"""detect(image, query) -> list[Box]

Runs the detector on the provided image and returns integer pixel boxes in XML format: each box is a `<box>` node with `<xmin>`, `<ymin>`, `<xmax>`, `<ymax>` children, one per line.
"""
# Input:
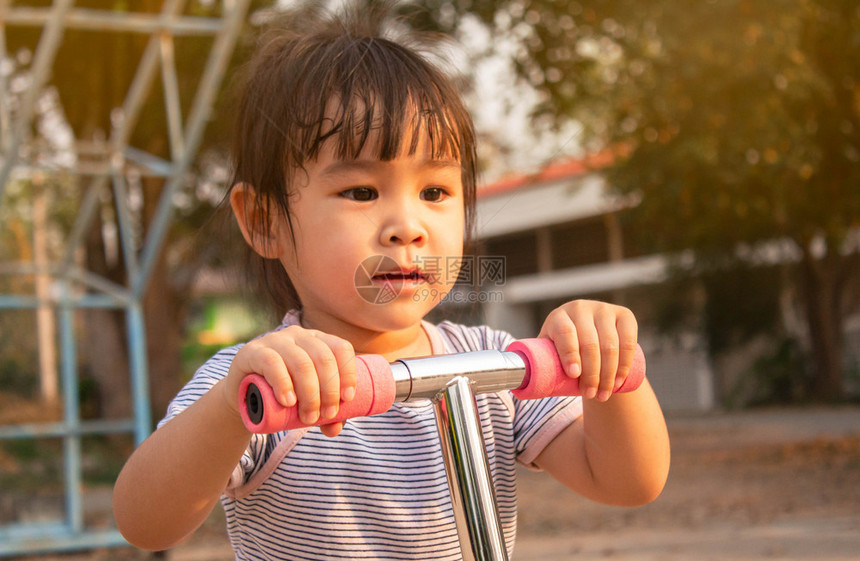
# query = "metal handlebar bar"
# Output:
<box><xmin>239</xmin><ymin>338</ymin><xmax>646</xmax><ymax>433</ymax></box>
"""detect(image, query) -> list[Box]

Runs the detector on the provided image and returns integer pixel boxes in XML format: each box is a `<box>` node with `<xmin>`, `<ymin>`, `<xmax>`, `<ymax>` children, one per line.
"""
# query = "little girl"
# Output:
<box><xmin>113</xmin><ymin>6</ymin><xmax>670</xmax><ymax>560</ymax></box>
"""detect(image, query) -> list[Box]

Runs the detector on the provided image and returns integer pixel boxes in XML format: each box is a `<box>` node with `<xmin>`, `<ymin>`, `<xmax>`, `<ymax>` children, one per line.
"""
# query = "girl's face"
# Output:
<box><xmin>267</xmin><ymin>131</ymin><xmax>466</xmax><ymax>343</ymax></box>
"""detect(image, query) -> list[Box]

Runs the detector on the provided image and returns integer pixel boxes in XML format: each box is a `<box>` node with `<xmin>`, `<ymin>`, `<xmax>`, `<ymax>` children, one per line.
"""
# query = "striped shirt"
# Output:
<box><xmin>159</xmin><ymin>312</ymin><xmax>582</xmax><ymax>560</ymax></box>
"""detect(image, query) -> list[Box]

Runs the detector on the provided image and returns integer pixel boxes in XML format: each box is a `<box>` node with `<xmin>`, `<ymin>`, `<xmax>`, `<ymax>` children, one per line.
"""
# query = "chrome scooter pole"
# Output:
<box><xmin>434</xmin><ymin>376</ymin><xmax>509</xmax><ymax>561</ymax></box>
<box><xmin>392</xmin><ymin>351</ymin><xmax>526</xmax><ymax>561</ymax></box>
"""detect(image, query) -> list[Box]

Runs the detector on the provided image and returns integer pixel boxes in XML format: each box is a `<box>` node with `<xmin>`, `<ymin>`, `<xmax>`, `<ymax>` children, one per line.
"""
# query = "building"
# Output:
<box><xmin>470</xmin><ymin>157</ymin><xmax>715</xmax><ymax>411</ymax></box>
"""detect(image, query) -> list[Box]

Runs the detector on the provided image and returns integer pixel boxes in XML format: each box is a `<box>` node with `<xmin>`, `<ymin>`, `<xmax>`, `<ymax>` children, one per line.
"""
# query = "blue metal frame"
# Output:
<box><xmin>0</xmin><ymin>276</ymin><xmax>139</xmax><ymax>555</ymax></box>
<box><xmin>0</xmin><ymin>0</ymin><xmax>250</xmax><ymax>555</ymax></box>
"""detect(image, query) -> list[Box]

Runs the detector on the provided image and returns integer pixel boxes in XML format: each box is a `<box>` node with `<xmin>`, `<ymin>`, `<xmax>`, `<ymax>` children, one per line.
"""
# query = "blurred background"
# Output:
<box><xmin>1</xmin><ymin>0</ymin><xmax>858</xmax><ymax>559</ymax></box>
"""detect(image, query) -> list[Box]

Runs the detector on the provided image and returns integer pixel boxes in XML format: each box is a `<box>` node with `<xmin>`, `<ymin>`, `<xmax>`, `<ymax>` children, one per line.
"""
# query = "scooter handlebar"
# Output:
<box><xmin>507</xmin><ymin>338</ymin><xmax>645</xmax><ymax>399</ymax></box>
<box><xmin>239</xmin><ymin>338</ymin><xmax>646</xmax><ymax>434</ymax></box>
<box><xmin>239</xmin><ymin>353</ymin><xmax>396</xmax><ymax>434</ymax></box>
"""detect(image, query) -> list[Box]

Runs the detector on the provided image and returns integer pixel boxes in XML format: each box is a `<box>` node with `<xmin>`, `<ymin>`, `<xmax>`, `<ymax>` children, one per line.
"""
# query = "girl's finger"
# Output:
<box><xmin>312</xmin><ymin>332</ymin><xmax>357</xmax><ymax>404</ymax></box>
<box><xmin>320</xmin><ymin>421</ymin><xmax>345</xmax><ymax>438</ymax></box>
<box><xmin>270</xmin><ymin>341</ymin><xmax>322</xmax><ymax>426</ymax></box>
<box><xmin>235</xmin><ymin>340</ymin><xmax>295</xmax><ymax>408</ymax></box>
<box><xmin>540</xmin><ymin>310</ymin><xmax>581</xmax><ymax>379</ymax></box>
<box><xmin>614</xmin><ymin>308</ymin><xmax>639</xmax><ymax>392</ymax></box>
<box><xmin>572</xmin><ymin>316</ymin><xmax>601</xmax><ymax>400</ymax></box>
<box><xmin>290</xmin><ymin>331</ymin><xmax>343</xmax><ymax>422</ymax></box>
<box><xmin>594</xmin><ymin>307</ymin><xmax>621</xmax><ymax>401</ymax></box>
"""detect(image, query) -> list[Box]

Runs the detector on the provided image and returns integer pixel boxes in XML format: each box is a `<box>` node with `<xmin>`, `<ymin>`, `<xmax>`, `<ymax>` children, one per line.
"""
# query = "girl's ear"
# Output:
<box><xmin>230</xmin><ymin>183</ymin><xmax>284</xmax><ymax>259</ymax></box>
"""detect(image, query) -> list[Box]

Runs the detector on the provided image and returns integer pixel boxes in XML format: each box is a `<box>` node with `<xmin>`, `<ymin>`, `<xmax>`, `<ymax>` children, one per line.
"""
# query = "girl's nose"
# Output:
<box><xmin>379</xmin><ymin>213</ymin><xmax>426</xmax><ymax>247</ymax></box>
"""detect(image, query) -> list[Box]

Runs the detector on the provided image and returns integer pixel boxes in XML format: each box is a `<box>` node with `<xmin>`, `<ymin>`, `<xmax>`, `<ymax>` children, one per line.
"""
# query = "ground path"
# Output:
<box><xmin>12</xmin><ymin>406</ymin><xmax>860</xmax><ymax>561</ymax></box>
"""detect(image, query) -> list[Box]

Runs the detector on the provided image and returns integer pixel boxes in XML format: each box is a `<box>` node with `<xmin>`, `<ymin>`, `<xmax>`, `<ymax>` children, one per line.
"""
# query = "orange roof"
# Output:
<box><xmin>477</xmin><ymin>150</ymin><xmax>618</xmax><ymax>198</ymax></box>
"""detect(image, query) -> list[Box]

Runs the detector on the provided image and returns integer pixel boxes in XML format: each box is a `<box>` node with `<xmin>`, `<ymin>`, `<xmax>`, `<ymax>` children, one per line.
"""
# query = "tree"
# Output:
<box><xmin>448</xmin><ymin>0</ymin><xmax>860</xmax><ymax>400</ymax></box>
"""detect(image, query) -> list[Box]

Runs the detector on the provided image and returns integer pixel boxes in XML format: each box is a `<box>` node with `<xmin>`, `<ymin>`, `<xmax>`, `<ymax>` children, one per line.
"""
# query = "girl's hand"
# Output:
<box><xmin>538</xmin><ymin>300</ymin><xmax>638</xmax><ymax>402</ymax></box>
<box><xmin>224</xmin><ymin>325</ymin><xmax>358</xmax><ymax>437</ymax></box>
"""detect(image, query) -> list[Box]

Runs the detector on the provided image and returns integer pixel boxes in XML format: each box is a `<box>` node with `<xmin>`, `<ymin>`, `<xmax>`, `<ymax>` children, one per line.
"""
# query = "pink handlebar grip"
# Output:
<box><xmin>508</xmin><ymin>338</ymin><xmax>646</xmax><ymax>400</ymax></box>
<box><xmin>239</xmin><ymin>354</ymin><xmax>396</xmax><ymax>434</ymax></box>
<box><xmin>239</xmin><ymin>339</ymin><xmax>647</xmax><ymax>433</ymax></box>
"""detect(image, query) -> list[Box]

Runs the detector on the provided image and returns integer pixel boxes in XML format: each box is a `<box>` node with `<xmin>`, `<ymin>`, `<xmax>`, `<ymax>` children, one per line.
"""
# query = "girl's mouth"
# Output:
<box><xmin>373</xmin><ymin>269</ymin><xmax>426</xmax><ymax>283</ymax></box>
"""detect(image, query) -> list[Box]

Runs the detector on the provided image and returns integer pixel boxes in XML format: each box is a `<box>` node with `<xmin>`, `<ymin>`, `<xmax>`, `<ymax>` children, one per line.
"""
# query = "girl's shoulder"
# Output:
<box><xmin>195</xmin><ymin>343</ymin><xmax>243</xmax><ymax>378</ymax></box>
<box><xmin>431</xmin><ymin>319</ymin><xmax>516</xmax><ymax>353</ymax></box>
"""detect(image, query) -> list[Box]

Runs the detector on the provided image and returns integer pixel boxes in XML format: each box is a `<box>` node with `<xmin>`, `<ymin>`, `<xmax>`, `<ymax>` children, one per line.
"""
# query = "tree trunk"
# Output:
<box><xmin>799</xmin><ymin>249</ymin><xmax>845</xmax><ymax>401</ymax></box>
<box><xmin>140</xmin><ymin>172</ymin><xmax>196</xmax><ymax>419</ymax></box>
<box><xmin>143</xmin><ymin>239</ymin><xmax>188</xmax><ymax>419</ymax></box>
<box><xmin>33</xmin><ymin>180</ymin><xmax>59</xmax><ymax>405</ymax></box>
<box><xmin>83</xmin><ymin>200</ymin><xmax>132</xmax><ymax>420</ymax></box>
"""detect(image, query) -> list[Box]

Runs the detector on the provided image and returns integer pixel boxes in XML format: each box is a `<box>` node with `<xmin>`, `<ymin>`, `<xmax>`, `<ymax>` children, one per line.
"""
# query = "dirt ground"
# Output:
<box><xmin>7</xmin><ymin>406</ymin><xmax>860</xmax><ymax>561</ymax></box>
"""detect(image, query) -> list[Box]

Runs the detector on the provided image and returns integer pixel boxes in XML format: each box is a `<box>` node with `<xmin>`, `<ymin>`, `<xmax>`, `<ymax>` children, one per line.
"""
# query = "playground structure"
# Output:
<box><xmin>0</xmin><ymin>0</ymin><xmax>250</xmax><ymax>555</ymax></box>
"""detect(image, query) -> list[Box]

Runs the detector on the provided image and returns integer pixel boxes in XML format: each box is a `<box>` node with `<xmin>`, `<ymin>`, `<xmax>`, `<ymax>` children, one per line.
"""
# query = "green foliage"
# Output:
<box><xmin>449</xmin><ymin>0</ymin><xmax>860</xmax><ymax>399</ymax></box>
<box><xmin>730</xmin><ymin>336</ymin><xmax>813</xmax><ymax>407</ymax></box>
<box><xmin>0</xmin><ymin>439</ymin><xmax>64</xmax><ymax>494</ymax></box>
<box><xmin>702</xmin><ymin>264</ymin><xmax>785</xmax><ymax>356</ymax></box>
<box><xmin>0</xmin><ymin>309</ymin><xmax>38</xmax><ymax>399</ymax></box>
<box><xmin>457</xmin><ymin>0</ymin><xmax>860</xmax><ymax>257</ymax></box>
<box><xmin>0</xmin><ymin>358</ymin><xmax>38</xmax><ymax>399</ymax></box>
<box><xmin>0</xmin><ymin>435</ymin><xmax>131</xmax><ymax>493</ymax></box>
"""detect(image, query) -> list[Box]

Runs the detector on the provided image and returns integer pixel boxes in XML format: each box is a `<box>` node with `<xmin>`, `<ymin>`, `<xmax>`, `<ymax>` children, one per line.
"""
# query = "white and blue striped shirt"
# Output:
<box><xmin>159</xmin><ymin>313</ymin><xmax>582</xmax><ymax>560</ymax></box>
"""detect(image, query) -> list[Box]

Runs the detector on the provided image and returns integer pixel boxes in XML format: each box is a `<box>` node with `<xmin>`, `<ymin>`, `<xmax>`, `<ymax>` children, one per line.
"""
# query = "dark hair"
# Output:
<box><xmin>228</xmin><ymin>4</ymin><xmax>477</xmax><ymax>318</ymax></box>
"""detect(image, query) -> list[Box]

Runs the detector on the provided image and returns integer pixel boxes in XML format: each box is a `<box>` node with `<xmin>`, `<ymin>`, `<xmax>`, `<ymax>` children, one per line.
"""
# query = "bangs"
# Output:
<box><xmin>290</xmin><ymin>37</ymin><xmax>472</xmax><ymax>166</ymax></box>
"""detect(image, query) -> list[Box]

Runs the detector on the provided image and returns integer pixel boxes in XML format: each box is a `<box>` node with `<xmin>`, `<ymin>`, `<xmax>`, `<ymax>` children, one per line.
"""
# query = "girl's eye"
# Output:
<box><xmin>340</xmin><ymin>187</ymin><xmax>378</xmax><ymax>202</ymax></box>
<box><xmin>421</xmin><ymin>187</ymin><xmax>449</xmax><ymax>202</ymax></box>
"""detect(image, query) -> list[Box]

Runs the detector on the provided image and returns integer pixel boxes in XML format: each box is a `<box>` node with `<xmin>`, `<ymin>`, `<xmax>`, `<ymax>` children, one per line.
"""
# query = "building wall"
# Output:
<box><xmin>475</xmin><ymin>172</ymin><xmax>715</xmax><ymax>411</ymax></box>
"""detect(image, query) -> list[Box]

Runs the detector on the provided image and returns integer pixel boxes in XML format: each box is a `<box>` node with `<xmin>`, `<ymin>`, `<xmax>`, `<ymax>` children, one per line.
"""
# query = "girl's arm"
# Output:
<box><xmin>113</xmin><ymin>325</ymin><xmax>357</xmax><ymax>550</ymax></box>
<box><xmin>535</xmin><ymin>380</ymin><xmax>670</xmax><ymax>506</ymax></box>
<box><xmin>113</xmin><ymin>379</ymin><xmax>252</xmax><ymax>550</ymax></box>
<box><xmin>529</xmin><ymin>300</ymin><xmax>670</xmax><ymax>506</ymax></box>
